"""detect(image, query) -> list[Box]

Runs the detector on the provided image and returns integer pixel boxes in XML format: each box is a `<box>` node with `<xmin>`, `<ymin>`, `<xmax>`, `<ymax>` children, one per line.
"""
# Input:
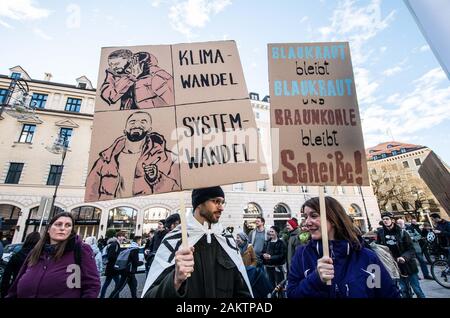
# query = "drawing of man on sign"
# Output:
<box><xmin>100</xmin><ymin>49</ymin><xmax>174</xmax><ymax>110</ymax></box>
<box><xmin>85</xmin><ymin>111</ymin><xmax>180</xmax><ymax>201</ymax></box>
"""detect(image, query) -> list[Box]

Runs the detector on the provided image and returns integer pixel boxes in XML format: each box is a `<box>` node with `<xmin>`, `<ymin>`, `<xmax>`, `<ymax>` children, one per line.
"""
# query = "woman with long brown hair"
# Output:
<box><xmin>286</xmin><ymin>196</ymin><xmax>399</xmax><ymax>298</ymax></box>
<box><xmin>6</xmin><ymin>212</ymin><xmax>100</xmax><ymax>298</ymax></box>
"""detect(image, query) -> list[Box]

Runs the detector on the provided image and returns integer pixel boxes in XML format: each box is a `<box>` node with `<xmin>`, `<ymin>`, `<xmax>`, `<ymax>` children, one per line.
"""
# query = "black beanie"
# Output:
<box><xmin>192</xmin><ymin>186</ymin><xmax>225</xmax><ymax>211</ymax></box>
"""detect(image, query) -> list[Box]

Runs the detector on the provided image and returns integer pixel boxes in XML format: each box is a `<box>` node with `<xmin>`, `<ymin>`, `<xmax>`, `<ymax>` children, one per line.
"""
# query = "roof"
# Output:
<box><xmin>366</xmin><ymin>141</ymin><xmax>426</xmax><ymax>160</ymax></box>
<box><xmin>0</xmin><ymin>74</ymin><xmax>96</xmax><ymax>92</ymax></box>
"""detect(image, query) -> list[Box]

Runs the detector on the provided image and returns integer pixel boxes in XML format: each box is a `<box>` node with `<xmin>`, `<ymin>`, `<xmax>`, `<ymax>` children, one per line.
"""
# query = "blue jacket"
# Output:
<box><xmin>287</xmin><ymin>239</ymin><xmax>400</xmax><ymax>298</ymax></box>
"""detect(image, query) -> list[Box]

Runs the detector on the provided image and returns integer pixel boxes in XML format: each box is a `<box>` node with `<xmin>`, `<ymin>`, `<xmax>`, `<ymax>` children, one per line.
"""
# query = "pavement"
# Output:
<box><xmin>99</xmin><ymin>271</ymin><xmax>450</xmax><ymax>298</ymax></box>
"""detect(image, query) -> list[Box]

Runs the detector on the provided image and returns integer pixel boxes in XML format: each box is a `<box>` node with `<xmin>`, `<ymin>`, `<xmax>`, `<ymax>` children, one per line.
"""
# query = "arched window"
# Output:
<box><xmin>108</xmin><ymin>206</ymin><xmax>137</xmax><ymax>238</ymax></box>
<box><xmin>143</xmin><ymin>207</ymin><xmax>171</xmax><ymax>235</ymax></box>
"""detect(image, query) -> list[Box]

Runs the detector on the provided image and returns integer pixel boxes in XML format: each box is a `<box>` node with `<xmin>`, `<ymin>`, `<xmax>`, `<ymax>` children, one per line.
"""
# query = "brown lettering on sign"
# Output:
<box><xmin>269</xmin><ymin>41</ymin><xmax>369</xmax><ymax>186</ymax></box>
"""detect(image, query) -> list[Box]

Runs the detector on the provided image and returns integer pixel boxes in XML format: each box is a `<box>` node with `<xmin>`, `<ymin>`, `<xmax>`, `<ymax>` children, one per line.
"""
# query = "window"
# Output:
<box><xmin>232</xmin><ymin>183</ymin><xmax>244</xmax><ymax>191</ymax></box>
<box><xmin>5</xmin><ymin>163</ymin><xmax>24</xmax><ymax>184</ymax></box>
<box><xmin>400</xmin><ymin>148</ymin><xmax>406</xmax><ymax>153</ymax></box>
<box><xmin>257</xmin><ymin>180</ymin><xmax>266</xmax><ymax>192</ymax></box>
<box><xmin>392</xmin><ymin>150</ymin><xmax>398</xmax><ymax>156</ymax></box>
<box><xmin>0</xmin><ymin>89</ymin><xmax>8</xmax><ymax>104</ymax></box>
<box><xmin>65</xmin><ymin>97</ymin><xmax>82</xmax><ymax>112</ymax></box>
<box><xmin>387</xmin><ymin>144</ymin><xmax>393</xmax><ymax>149</ymax></box>
<box><xmin>402</xmin><ymin>161</ymin><xmax>409</xmax><ymax>168</ymax></box>
<box><xmin>301</xmin><ymin>186</ymin><xmax>309</xmax><ymax>193</ymax></box>
<box><xmin>372</xmin><ymin>155</ymin><xmax>378</xmax><ymax>160</ymax></box>
<box><xmin>30</xmin><ymin>93</ymin><xmax>48</xmax><ymax>108</ymax></box>
<box><xmin>59</xmin><ymin>128</ymin><xmax>73</xmax><ymax>147</ymax></box>
<box><xmin>47</xmin><ymin>165</ymin><xmax>63</xmax><ymax>186</ymax></box>
<box><xmin>11</xmin><ymin>72</ymin><xmax>21</xmax><ymax>80</ymax></box>
<box><xmin>381</xmin><ymin>153</ymin><xmax>387</xmax><ymax>158</ymax></box>
<box><xmin>78</xmin><ymin>83</ymin><xmax>87</xmax><ymax>89</ymax></box>
<box><xmin>255</xmin><ymin>111</ymin><xmax>260</xmax><ymax>119</ymax></box>
<box><xmin>414</xmin><ymin>158</ymin><xmax>421</xmax><ymax>166</ymax></box>
<box><xmin>18</xmin><ymin>124</ymin><xmax>36</xmax><ymax>143</ymax></box>
<box><xmin>371</xmin><ymin>168</ymin><xmax>377</xmax><ymax>175</ymax></box>
<box><xmin>391</xmin><ymin>203</ymin><xmax>398</xmax><ymax>211</ymax></box>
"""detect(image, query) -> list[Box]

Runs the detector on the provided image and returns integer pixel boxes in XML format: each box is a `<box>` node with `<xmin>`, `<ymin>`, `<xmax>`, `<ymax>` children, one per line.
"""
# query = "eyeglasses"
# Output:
<box><xmin>208</xmin><ymin>198</ymin><xmax>226</xmax><ymax>207</ymax></box>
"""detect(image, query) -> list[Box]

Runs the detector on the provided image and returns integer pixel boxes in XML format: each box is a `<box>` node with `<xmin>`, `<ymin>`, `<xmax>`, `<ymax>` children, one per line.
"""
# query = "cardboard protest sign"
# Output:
<box><xmin>268</xmin><ymin>42</ymin><xmax>369</xmax><ymax>186</ymax></box>
<box><xmin>85</xmin><ymin>41</ymin><xmax>267</xmax><ymax>202</ymax></box>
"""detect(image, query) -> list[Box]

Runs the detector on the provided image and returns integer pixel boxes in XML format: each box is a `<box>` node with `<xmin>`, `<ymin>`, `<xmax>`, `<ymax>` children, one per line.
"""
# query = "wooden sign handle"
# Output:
<box><xmin>178</xmin><ymin>191</ymin><xmax>191</xmax><ymax>278</ymax></box>
<box><xmin>178</xmin><ymin>191</ymin><xmax>189</xmax><ymax>248</ymax></box>
<box><xmin>319</xmin><ymin>186</ymin><xmax>331</xmax><ymax>286</ymax></box>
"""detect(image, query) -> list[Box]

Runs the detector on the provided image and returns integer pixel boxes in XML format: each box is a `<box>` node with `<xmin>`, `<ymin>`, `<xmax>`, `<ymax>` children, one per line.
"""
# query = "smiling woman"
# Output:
<box><xmin>286</xmin><ymin>196</ymin><xmax>401</xmax><ymax>299</ymax></box>
<box><xmin>5</xmin><ymin>212</ymin><xmax>101</xmax><ymax>298</ymax></box>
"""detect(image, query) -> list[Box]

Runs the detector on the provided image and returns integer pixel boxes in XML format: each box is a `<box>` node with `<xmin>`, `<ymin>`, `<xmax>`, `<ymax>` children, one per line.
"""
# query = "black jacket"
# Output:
<box><xmin>377</xmin><ymin>225</ymin><xmax>418</xmax><ymax>276</ymax></box>
<box><xmin>435</xmin><ymin>220</ymin><xmax>450</xmax><ymax>247</ymax></box>
<box><xmin>0</xmin><ymin>247</ymin><xmax>33</xmax><ymax>298</ymax></box>
<box><xmin>261</xmin><ymin>239</ymin><xmax>286</xmax><ymax>266</ymax></box>
<box><xmin>105</xmin><ymin>240</ymin><xmax>120</xmax><ymax>276</ymax></box>
<box><xmin>143</xmin><ymin>235</ymin><xmax>251</xmax><ymax>298</ymax></box>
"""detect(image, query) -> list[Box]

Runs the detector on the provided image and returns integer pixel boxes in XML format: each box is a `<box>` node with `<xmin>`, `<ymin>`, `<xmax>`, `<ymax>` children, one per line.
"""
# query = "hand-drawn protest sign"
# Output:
<box><xmin>268</xmin><ymin>42</ymin><xmax>369</xmax><ymax>186</ymax></box>
<box><xmin>85</xmin><ymin>41</ymin><xmax>267</xmax><ymax>202</ymax></box>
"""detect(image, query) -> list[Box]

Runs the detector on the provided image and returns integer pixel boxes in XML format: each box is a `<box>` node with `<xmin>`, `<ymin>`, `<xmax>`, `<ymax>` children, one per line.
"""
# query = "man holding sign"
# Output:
<box><xmin>141</xmin><ymin>186</ymin><xmax>252</xmax><ymax>298</ymax></box>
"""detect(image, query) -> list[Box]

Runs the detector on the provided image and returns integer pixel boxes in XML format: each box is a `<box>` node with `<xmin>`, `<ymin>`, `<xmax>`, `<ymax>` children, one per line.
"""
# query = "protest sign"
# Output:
<box><xmin>85</xmin><ymin>41</ymin><xmax>267</xmax><ymax>202</ymax></box>
<box><xmin>268</xmin><ymin>42</ymin><xmax>369</xmax><ymax>186</ymax></box>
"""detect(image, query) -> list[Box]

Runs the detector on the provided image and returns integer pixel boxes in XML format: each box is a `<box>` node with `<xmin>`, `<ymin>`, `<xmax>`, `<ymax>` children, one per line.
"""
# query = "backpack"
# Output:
<box><xmin>102</xmin><ymin>242</ymin><xmax>119</xmax><ymax>266</ymax></box>
<box><xmin>114</xmin><ymin>247</ymin><xmax>136</xmax><ymax>271</ymax></box>
<box><xmin>369</xmin><ymin>242</ymin><xmax>401</xmax><ymax>280</ymax></box>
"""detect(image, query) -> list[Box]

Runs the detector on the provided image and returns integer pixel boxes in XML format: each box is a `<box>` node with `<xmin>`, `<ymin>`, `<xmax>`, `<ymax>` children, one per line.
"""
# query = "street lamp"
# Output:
<box><xmin>0</xmin><ymin>77</ymin><xmax>36</xmax><ymax>120</ymax></box>
<box><xmin>359</xmin><ymin>185</ymin><xmax>373</xmax><ymax>232</ymax></box>
<box><xmin>46</xmin><ymin>135</ymin><xmax>69</xmax><ymax>221</ymax></box>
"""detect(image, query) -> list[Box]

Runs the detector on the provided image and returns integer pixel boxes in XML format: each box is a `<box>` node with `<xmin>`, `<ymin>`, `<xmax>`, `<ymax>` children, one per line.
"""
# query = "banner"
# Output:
<box><xmin>268</xmin><ymin>42</ymin><xmax>369</xmax><ymax>186</ymax></box>
<box><xmin>85</xmin><ymin>41</ymin><xmax>267</xmax><ymax>202</ymax></box>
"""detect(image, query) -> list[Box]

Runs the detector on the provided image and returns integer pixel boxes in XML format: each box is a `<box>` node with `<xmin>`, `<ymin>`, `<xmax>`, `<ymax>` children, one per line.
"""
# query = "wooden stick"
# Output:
<box><xmin>178</xmin><ymin>191</ymin><xmax>191</xmax><ymax>278</ymax></box>
<box><xmin>319</xmin><ymin>186</ymin><xmax>331</xmax><ymax>286</ymax></box>
<box><xmin>178</xmin><ymin>191</ymin><xmax>188</xmax><ymax>248</ymax></box>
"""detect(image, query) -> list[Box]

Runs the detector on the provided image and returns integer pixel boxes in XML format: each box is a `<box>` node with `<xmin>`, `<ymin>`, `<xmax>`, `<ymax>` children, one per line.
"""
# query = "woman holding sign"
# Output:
<box><xmin>286</xmin><ymin>197</ymin><xmax>400</xmax><ymax>298</ymax></box>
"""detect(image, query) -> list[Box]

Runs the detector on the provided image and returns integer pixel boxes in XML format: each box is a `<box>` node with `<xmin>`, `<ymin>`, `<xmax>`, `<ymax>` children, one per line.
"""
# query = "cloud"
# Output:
<box><xmin>168</xmin><ymin>0</ymin><xmax>232</xmax><ymax>38</ymax></box>
<box><xmin>319</xmin><ymin>0</ymin><xmax>396</xmax><ymax>65</ymax></box>
<box><xmin>0</xmin><ymin>19</ymin><xmax>13</xmax><ymax>28</ymax></box>
<box><xmin>362</xmin><ymin>67</ymin><xmax>450</xmax><ymax>145</ymax></box>
<box><xmin>419</xmin><ymin>44</ymin><xmax>430</xmax><ymax>52</ymax></box>
<box><xmin>354</xmin><ymin>67</ymin><xmax>379</xmax><ymax>104</ymax></box>
<box><xmin>0</xmin><ymin>0</ymin><xmax>50</xmax><ymax>21</ymax></box>
<box><xmin>33</xmin><ymin>27</ymin><xmax>52</xmax><ymax>40</ymax></box>
<box><xmin>382</xmin><ymin>66</ymin><xmax>402</xmax><ymax>77</ymax></box>
<box><xmin>299</xmin><ymin>16</ymin><xmax>309</xmax><ymax>23</ymax></box>
<box><xmin>380</xmin><ymin>46</ymin><xmax>387</xmax><ymax>53</ymax></box>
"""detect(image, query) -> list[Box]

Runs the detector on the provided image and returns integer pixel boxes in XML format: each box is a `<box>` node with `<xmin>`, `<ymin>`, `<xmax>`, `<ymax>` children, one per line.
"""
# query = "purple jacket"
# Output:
<box><xmin>6</xmin><ymin>236</ymin><xmax>100</xmax><ymax>298</ymax></box>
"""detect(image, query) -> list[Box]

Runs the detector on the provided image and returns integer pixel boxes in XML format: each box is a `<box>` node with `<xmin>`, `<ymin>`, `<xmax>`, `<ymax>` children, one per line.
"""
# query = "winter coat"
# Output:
<box><xmin>88</xmin><ymin>244</ymin><xmax>103</xmax><ymax>274</ymax></box>
<box><xmin>241</xmin><ymin>244</ymin><xmax>257</xmax><ymax>267</ymax></box>
<box><xmin>261</xmin><ymin>239</ymin><xmax>286</xmax><ymax>266</ymax></box>
<box><xmin>435</xmin><ymin>220</ymin><xmax>450</xmax><ymax>247</ymax></box>
<box><xmin>104</xmin><ymin>238</ymin><xmax>120</xmax><ymax>277</ymax></box>
<box><xmin>0</xmin><ymin>247</ymin><xmax>33</xmax><ymax>297</ymax></box>
<box><xmin>287</xmin><ymin>240</ymin><xmax>400</xmax><ymax>298</ymax></box>
<box><xmin>376</xmin><ymin>225</ymin><xmax>418</xmax><ymax>276</ymax></box>
<box><xmin>287</xmin><ymin>228</ymin><xmax>302</xmax><ymax>272</ymax></box>
<box><xmin>85</xmin><ymin>132</ymin><xmax>180</xmax><ymax>202</ymax></box>
<box><xmin>6</xmin><ymin>235</ymin><xmax>100</xmax><ymax>298</ymax></box>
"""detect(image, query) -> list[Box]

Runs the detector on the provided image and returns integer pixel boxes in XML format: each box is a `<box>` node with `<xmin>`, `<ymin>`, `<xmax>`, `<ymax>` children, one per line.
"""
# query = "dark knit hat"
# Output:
<box><xmin>192</xmin><ymin>186</ymin><xmax>225</xmax><ymax>211</ymax></box>
<box><xmin>165</xmin><ymin>213</ymin><xmax>180</xmax><ymax>229</ymax></box>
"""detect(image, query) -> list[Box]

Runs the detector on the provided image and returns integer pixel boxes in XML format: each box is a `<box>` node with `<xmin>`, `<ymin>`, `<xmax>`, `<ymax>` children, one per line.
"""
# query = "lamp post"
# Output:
<box><xmin>359</xmin><ymin>185</ymin><xmax>372</xmax><ymax>232</ymax></box>
<box><xmin>0</xmin><ymin>77</ymin><xmax>34</xmax><ymax>119</ymax></box>
<box><xmin>46</xmin><ymin>135</ymin><xmax>69</xmax><ymax>221</ymax></box>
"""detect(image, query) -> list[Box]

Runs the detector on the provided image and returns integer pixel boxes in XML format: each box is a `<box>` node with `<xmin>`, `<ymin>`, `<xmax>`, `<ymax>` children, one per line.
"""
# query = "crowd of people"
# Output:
<box><xmin>0</xmin><ymin>186</ymin><xmax>449</xmax><ymax>298</ymax></box>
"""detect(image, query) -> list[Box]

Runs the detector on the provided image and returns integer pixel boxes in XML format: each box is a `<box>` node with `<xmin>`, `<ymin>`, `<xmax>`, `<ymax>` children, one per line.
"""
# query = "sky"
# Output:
<box><xmin>1</xmin><ymin>0</ymin><xmax>449</xmax><ymax>164</ymax></box>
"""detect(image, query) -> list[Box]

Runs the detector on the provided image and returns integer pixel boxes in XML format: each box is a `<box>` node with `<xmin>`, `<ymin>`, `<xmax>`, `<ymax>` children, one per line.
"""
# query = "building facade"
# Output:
<box><xmin>0</xmin><ymin>68</ymin><xmax>381</xmax><ymax>244</ymax></box>
<box><xmin>366</xmin><ymin>141</ymin><xmax>448</xmax><ymax>221</ymax></box>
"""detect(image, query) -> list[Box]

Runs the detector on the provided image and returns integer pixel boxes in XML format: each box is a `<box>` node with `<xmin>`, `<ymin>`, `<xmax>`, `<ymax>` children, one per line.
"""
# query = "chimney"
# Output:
<box><xmin>44</xmin><ymin>72</ymin><xmax>52</xmax><ymax>81</ymax></box>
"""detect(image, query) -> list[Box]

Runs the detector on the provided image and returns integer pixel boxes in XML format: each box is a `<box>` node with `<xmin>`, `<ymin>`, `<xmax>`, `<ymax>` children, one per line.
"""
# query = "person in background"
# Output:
<box><xmin>99</xmin><ymin>231</ymin><xmax>125</xmax><ymax>298</ymax></box>
<box><xmin>287</xmin><ymin>197</ymin><xmax>399</xmax><ymax>298</ymax></box>
<box><xmin>236</xmin><ymin>232</ymin><xmax>257</xmax><ymax>267</ymax></box>
<box><xmin>6</xmin><ymin>212</ymin><xmax>100</xmax><ymax>298</ymax></box>
<box><xmin>85</xmin><ymin>236</ymin><xmax>103</xmax><ymax>275</ymax></box>
<box><xmin>377</xmin><ymin>212</ymin><xmax>426</xmax><ymax>298</ymax></box>
<box><xmin>261</xmin><ymin>226</ymin><xmax>286</xmax><ymax>290</ymax></box>
<box><xmin>286</xmin><ymin>218</ymin><xmax>302</xmax><ymax>274</ymax></box>
<box><xmin>249</xmin><ymin>216</ymin><xmax>269</xmax><ymax>269</ymax></box>
<box><xmin>0</xmin><ymin>232</ymin><xmax>41</xmax><ymax>298</ymax></box>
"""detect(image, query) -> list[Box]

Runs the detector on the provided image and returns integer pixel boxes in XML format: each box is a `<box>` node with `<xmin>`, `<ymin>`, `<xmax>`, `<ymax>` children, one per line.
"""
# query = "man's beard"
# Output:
<box><xmin>199</xmin><ymin>207</ymin><xmax>220</xmax><ymax>224</ymax></box>
<box><xmin>126</xmin><ymin>129</ymin><xmax>147</xmax><ymax>142</ymax></box>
